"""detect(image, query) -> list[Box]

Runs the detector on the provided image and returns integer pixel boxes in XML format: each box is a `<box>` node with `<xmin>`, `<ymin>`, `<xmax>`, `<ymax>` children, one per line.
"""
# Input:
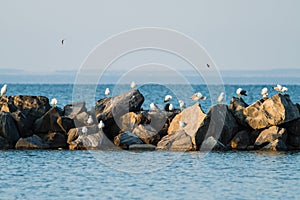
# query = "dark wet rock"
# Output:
<box><xmin>33</xmin><ymin>107</ymin><xmax>64</xmax><ymax>134</ymax></box>
<box><xmin>168</xmin><ymin>103</ymin><xmax>206</xmax><ymax>146</ymax></box>
<box><xmin>10</xmin><ymin>110</ymin><xmax>33</xmax><ymax>138</ymax></box>
<box><xmin>0</xmin><ymin>111</ymin><xmax>20</xmax><ymax>146</ymax></box>
<box><xmin>57</xmin><ymin>116</ymin><xmax>75</xmax><ymax>133</ymax></box>
<box><xmin>244</xmin><ymin>94</ymin><xmax>300</xmax><ymax>130</ymax></box>
<box><xmin>0</xmin><ymin>136</ymin><xmax>9</xmax><ymax>149</ymax></box>
<box><xmin>200</xmin><ymin>136</ymin><xmax>226</xmax><ymax>151</ymax></box>
<box><xmin>259</xmin><ymin>138</ymin><xmax>288</xmax><ymax>151</ymax></box>
<box><xmin>15</xmin><ymin>135</ymin><xmax>49</xmax><ymax>149</ymax></box>
<box><xmin>286</xmin><ymin>134</ymin><xmax>300</xmax><ymax>148</ymax></box>
<box><xmin>230</xmin><ymin>130</ymin><xmax>250</xmax><ymax>150</ymax></box>
<box><xmin>254</xmin><ymin>126</ymin><xmax>287</xmax><ymax>148</ymax></box>
<box><xmin>229</xmin><ymin>97</ymin><xmax>249</xmax><ymax>128</ymax></box>
<box><xmin>114</xmin><ymin>131</ymin><xmax>143</xmax><ymax>149</ymax></box>
<box><xmin>129</xmin><ymin>144</ymin><xmax>156</xmax><ymax>151</ymax></box>
<box><xmin>63</xmin><ymin>102</ymin><xmax>87</xmax><ymax>118</ymax></box>
<box><xmin>156</xmin><ymin>130</ymin><xmax>195</xmax><ymax>151</ymax></box>
<box><xmin>69</xmin><ymin>130</ymin><xmax>116</xmax><ymax>150</ymax></box>
<box><xmin>196</xmin><ymin>104</ymin><xmax>240</xmax><ymax>150</ymax></box>
<box><xmin>282</xmin><ymin>118</ymin><xmax>300</xmax><ymax>136</ymax></box>
<box><xmin>43</xmin><ymin>132</ymin><xmax>68</xmax><ymax>149</ymax></box>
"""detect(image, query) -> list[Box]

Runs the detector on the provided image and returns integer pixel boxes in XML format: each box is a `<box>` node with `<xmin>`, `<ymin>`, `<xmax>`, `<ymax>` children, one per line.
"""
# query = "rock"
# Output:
<box><xmin>132</xmin><ymin>124</ymin><xmax>161</xmax><ymax>145</ymax></box>
<box><xmin>0</xmin><ymin>111</ymin><xmax>20</xmax><ymax>146</ymax></box>
<box><xmin>282</xmin><ymin>118</ymin><xmax>300</xmax><ymax>136</ymax></box>
<box><xmin>67</xmin><ymin>125</ymin><xmax>99</xmax><ymax>144</ymax></box>
<box><xmin>73</xmin><ymin>111</ymin><xmax>89</xmax><ymax>127</ymax></box>
<box><xmin>0</xmin><ymin>136</ymin><xmax>9</xmax><ymax>149</ymax></box>
<box><xmin>229</xmin><ymin>97</ymin><xmax>250</xmax><ymax>128</ymax></box>
<box><xmin>259</xmin><ymin>138</ymin><xmax>287</xmax><ymax>151</ymax></box>
<box><xmin>114</xmin><ymin>131</ymin><xmax>143</xmax><ymax>149</ymax></box>
<box><xmin>254</xmin><ymin>126</ymin><xmax>287</xmax><ymax>148</ymax></box>
<box><xmin>0</xmin><ymin>95</ymin><xmax>51</xmax><ymax>122</ymax></box>
<box><xmin>230</xmin><ymin>130</ymin><xmax>250</xmax><ymax>150</ymax></box>
<box><xmin>244</xmin><ymin>94</ymin><xmax>300</xmax><ymax>129</ymax></box>
<box><xmin>286</xmin><ymin>134</ymin><xmax>300</xmax><ymax>148</ymax></box>
<box><xmin>63</xmin><ymin>102</ymin><xmax>87</xmax><ymax>118</ymax></box>
<box><xmin>10</xmin><ymin>110</ymin><xmax>33</xmax><ymax>138</ymax></box>
<box><xmin>116</xmin><ymin>112</ymin><xmax>146</xmax><ymax>133</ymax></box>
<box><xmin>156</xmin><ymin>130</ymin><xmax>195</xmax><ymax>151</ymax></box>
<box><xmin>168</xmin><ymin>103</ymin><xmax>206</xmax><ymax>146</ymax></box>
<box><xmin>57</xmin><ymin>116</ymin><xmax>75</xmax><ymax>133</ymax></box>
<box><xmin>129</xmin><ymin>144</ymin><xmax>156</xmax><ymax>151</ymax></box>
<box><xmin>195</xmin><ymin>104</ymin><xmax>240</xmax><ymax>150</ymax></box>
<box><xmin>70</xmin><ymin>130</ymin><xmax>116</xmax><ymax>150</ymax></box>
<box><xmin>33</xmin><ymin>107</ymin><xmax>64</xmax><ymax>134</ymax></box>
<box><xmin>95</xmin><ymin>90</ymin><xmax>144</xmax><ymax>140</ymax></box>
<box><xmin>15</xmin><ymin>135</ymin><xmax>49</xmax><ymax>149</ymax></box>
<box><xmin>43</xmin><ymin>132</ymin><xmax>68</xmax><ymax>149</ymax></box>
<box><xmin>200</xmin><ymin>136</ymin><xmax>226</xmax><ymax>151</ymax></box>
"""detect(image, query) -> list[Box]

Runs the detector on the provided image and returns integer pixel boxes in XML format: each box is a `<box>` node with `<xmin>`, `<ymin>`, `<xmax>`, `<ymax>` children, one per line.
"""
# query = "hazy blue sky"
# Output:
<box><xmin>0</xmin><ymin>0</ymin><xmax>299</xmax><ymax>76</ymax></box>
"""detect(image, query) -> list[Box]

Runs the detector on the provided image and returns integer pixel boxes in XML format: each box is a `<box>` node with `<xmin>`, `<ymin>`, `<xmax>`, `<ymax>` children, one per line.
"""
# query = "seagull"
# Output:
<box><xmin>169</xmin><ymin>103</ymin><xmax>174</xmax><ymax>111</ymax></box>
<box><xmin>179</xmin><ymin>121</ymin><xmax>187</xmax><ymax>128</ymax></box>
<box><xmin>61</xmin><ymin>39</ymin><xmax>65</xmax><ymax>45</ymax></box>
<box><xmin>150</xmin><ymin>103</ymin><xmax>160</xmax><ymax>111</ymax></box>
<box><xmin>191</xmin><ymin>92</ymin><xmax>206</xmax><ymax>101</ymax></box>
<box><xmin>206</xmin><ymin>64</ymin><xmax>210</xmax><ymax>68</ymax></box>
<box><xmin>164</xmin><ymin>95</ymin><xmax>172</xmax><ymax>102</ymax></box>
<box><xmin>281</xmin><ymin>86</ymin><xmax>288</xmax><ymax>93</ymax></box>
<box><xmin>82</xmin><ymin>126</ymin><xmax>88</xmax><ymax>136</ymax></box>
<box><xmin>178</xmin><ymin>100</ymin><xmax>185</xmax><ymax>110</ymax></box>
<box><xmin>98</xmin><ymin>120</ymin><xmax>105</xmax><ymax>129</ymax></box>
<box><xmin>274</xmin><ymin>84</ymin><xmax>283</xmax><ymax>92</ymax></box>
<box><xmin>87</xmin><ymin>115</ymin><xmax>94</xmax><ymax>125</ymax></box>
<box><xmin>105</xmin><ymin>88</ymin><xmax>110</xmax><ymax>97</ymax></box>
<box><xmin>1</xmin><ymin>84</ymin><xmax>7</xmax><ymax>96</ymax></box>
<box><xmin>236</xmin><ymin>88</ymin><xmax>247</xmax><ymax>98</ymax></box>
<box><xmin>130</xmin><ymin>81</ymin><xmax>136</xmax><ymax>89</ymax></box>
<box><xmin>217</xmin><ymin>92</ymin><xmax>225</xmax><ymax>103</ymax></box>
<box><xmin>50</xmin><ymin>98</ymin><xmax>57</xmax><ymax>107</ymax></box>
<box><xmin>261</xmin><ymin>87</ymin><xmax>268</xmax><ymax>98</ymax></box>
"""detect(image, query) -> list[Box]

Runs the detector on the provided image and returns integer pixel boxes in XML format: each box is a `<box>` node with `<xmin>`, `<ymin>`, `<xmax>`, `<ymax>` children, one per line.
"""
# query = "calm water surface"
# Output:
<box><xmin>1</xmin><ymin>84</ymin><xmax>300</xmax><ymax>199</ymax></box>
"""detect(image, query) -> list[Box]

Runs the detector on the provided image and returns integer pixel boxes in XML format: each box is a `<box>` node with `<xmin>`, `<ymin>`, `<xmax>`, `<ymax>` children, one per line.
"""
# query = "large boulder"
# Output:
<box><xmin>114</xmin><ymin>131</ymin><xmax>144</xmax><ymax>149</ymax></box>
<box><xmin>132</xmin><ymin>124</ymin><xmax>161</xmax><ymax>145</ymax></box>
<box><xmin>254</xmin><ymin>126</ymin><xmax>287</xmax><ymax>148</ymax></box>
<box><xmin>0</xmin><ymin>111</ymin><xmax>20</xmax><ymax>146</ymax></box>
<box><xmin>42</xmin><ymin>132</ymin><xmax>68</xmax><ymax>149</ymax></box>
<box><xmin>168</xmin><ymin>103</ymin><xmax>206</xmax><ymax>146</ymax></box>
<box><xmin>95</xmin><ymin>90</ymin><xmax>144</xmax><ymax>140</ymax></box>
<box><xmin>229</xmin><ymin>97</ymin><xmax>249</xmax><ymax>128</ymax></box>
<box><xmin>67</xmin><ymin>125</ymin><xmax>99</xmax><ymax>144</ymax></box>
<box><xmin>64</xmin><ymin>102</ymin><xmax>87</xmax><ymax>118</ymax></box>
<box><xmin>196</xmin><ymin>104</ymin><xmax>240</xmax><ymax>150</ymax></box>
<box><xmin>15</xmin><ymin>135</ymin><xmax>49</xmax><ymax>149</ymax></box>
<box><xmin>69</xmin><ymin>130</ymin><xmax>117</xmax><ymax>150</ymax></box>
<box><xmin>230</xmin><ymin>130</ymin><xmax>250</xmax><ymax>150</ymax></box>
<box><xmin>57</xmin><ymin>116</ymin><xmax>75</xmax><ymax>133</ymax></box>
<box><xmin>286</xmin><ymin>134</ymin><xmax>300</xmax><ymax>149</ymax></box>
<box><xmin>156</xmin><ymin>130</ymin><xmax>195</xmax><ymax>151</ymax></box>
<box><xmin>10</xmin><ymin>110</ymin><xmax>33</xmax><ymax>138</ymax></box>
<box><xmin>0</xmin><ymin>136</ymin><xmax>9</xmax><ymax>149</ymax></box>
<box><xmin>33</xmin><ymin>107</ymin><xmax>64</xmax><ymax>134</ymax></box>
<box><xmin>244</xmin><ymin>94</ymin><xmax>300</xmax><ymax>130</ymax></box>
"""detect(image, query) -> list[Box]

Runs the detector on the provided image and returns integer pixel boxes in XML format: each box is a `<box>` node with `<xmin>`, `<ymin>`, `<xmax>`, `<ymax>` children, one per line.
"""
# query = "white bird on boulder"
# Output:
<box><xmin>179</xmin><ymin>121</ymin><xmax>187</xmax><ymax>127</ymax></box>
<box><xmin>98</xmin><ymin>120</ymin><xmax>105</xmax><ymax>129</ymax></box>
<box><xmin>105</xmin><ymin>88</ymin><xmax>110</xmax><ymax>97</ymax></box>
<box><xmin>281</xmin><ymin>86</ymin><xmax>288</xmax><ymax>93</ymax></box>
<box><xmin>169</xmin><ymin>103</ymin><xmax>174</xmax><ymax>111</ymax></box>
<box><xmin>87</xmin><ymin>115</ymin><xmax>94</xmax><ymax>125</ymax></box>
<box><xmin>164</xmin><ymin>95</ymin><xmax>172</xmax><ymax>102</ymax></box>
<box><xmin>50</xmin><ymin>98</ymin><xmax>57</xmax><ymax>107</ymax></box>
<box><xmin>178</xmin><ymin>100</ymin><xmax>185</xmax><ymax>110</ymax></box>
<box><xmin>130</xmin><ymin>81</ymin><xmax>136</xmax><ymax>89</ymax></box>
<box><xmin>217</xmin><ymin>92</ymin><xmax>225</xmax><ymax>103</ymax></box>
<box><xmin>261</xmin><ymin>87</ymin><xmax>268</xmax><ymax>98</ymax></box>
<box><xmin>150</xmin><ymin>103</ymin><xmax>160</xmax><ymax>111</ymax></box>
<box><xmin>236</xmin><ymin>88</ymin><xmax>247</xmax><ymax>98</ymax></box>
<box><xmin>274</xmin><ymin>84</ymin><xmax>283</xmax><ymax>92</ymax></box>
<box><xmin>82</xmin><ymin>126</ymin><xmax>88</xmax><ymax>136</ymax></box>
<box><xmin>1</xmin><ymin>84</ymin><xmax>7</xmax><ymax>96</ymax></box>
<box><xmin>191</xmin><ymin>92</ymin><xmax>206</xmax><ymax>101</ymax></box>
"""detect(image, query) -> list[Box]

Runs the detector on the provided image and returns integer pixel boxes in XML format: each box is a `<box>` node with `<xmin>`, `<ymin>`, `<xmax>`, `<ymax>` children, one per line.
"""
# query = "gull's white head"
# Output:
<box><xmin>50</xmin><ymin>98</ymin><xmax>57</xmax><ymax>107</ymax></box>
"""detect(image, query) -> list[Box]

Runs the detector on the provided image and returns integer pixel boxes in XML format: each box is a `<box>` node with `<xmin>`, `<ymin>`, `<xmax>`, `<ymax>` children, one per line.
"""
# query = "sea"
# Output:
<box><xmin>1</xmin><ymin>84</ymin><xmax>300</xmax><ymax>199</ymax></box>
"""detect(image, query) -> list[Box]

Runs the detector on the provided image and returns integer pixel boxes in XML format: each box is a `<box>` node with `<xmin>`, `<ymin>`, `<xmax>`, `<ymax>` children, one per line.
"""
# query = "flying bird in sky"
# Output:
<box><xmin>61</xmin><ymin>39</ymin><xmax>65</xmax><ymax>45</ymax></box>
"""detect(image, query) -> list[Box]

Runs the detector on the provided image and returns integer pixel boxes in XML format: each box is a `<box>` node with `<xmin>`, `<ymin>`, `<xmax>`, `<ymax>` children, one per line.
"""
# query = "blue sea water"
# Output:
<box><xmin>1</xmin><ymin>84</ymin><xmax>300</xmax><ymax>199</ymax></box>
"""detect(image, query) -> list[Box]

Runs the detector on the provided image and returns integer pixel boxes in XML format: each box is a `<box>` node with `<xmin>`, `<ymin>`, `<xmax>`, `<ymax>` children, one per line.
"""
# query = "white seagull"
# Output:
<box><xmin>179</xmin><ymin>121</ymin><xmax>187</xmax><ymax>128</ymax></box>
<box><xmin>1</xmin><ymin>84</ymin><xmax>7</xmax><ymax>96</ymax></box>
<box><xmin>261</xmin><ymin>87</ymin><xmax>268</xmax><ymax>98</ymax></box>
<box><xmin>81</xmin><ymin>126</ymin><xmax>88</xmax><ymax>136</ymax></box>
<box><xmin>98</xmin><ymin>120</ymin><xmax>105</xmax><ymax>129</ymax></box>
<box><xmin>236</xmin><ymin>88</ymin><xmax>247</xmax><ymax>98</ymax></box>
<box><xmin>87</xmin><ymin>115</ymin><xmax>94</xmax><ymax>125</ymax></box>
<box><xmin>150</xmin><ymin>103</ymin><xmax>160</xmax><ymax>111</ymax></box>
<box><xmin>178</xmin><ymin>100</ymin><xmax>185</xmax><ymax>110</ymax></box>
<box><xmin>164</xmin><ymin>95</ymin><xmax>172</xmax><ymax>102</ymax></box>
<box><xmin>274</xmin><ymin>84</ymin><xmax>283</xmax><ymax>92</ymax></box>
<box><xmin>168</xmin><ymin>103</ymin><xmax>174</xmax><ymax>111</ymax></box>
<box><xmin>217</xmin><ymin>92</ymin><xmax>225</xmax><ymax>103</ymax></box>
<box><xmin>130</xmin><ymin>81</ymin><xmax>136</xmax><ymax>89</ymax></box>
<box><xmin>191</xmin><ymin>92</ymin><xmax>206</xmax><ymax>101</ymax></box>
<box><xmin>50</xmin><ymin>98</ymin><xmax>57</xmax><ymax>107</ymax></box>
<box><xmin>105</xmin><ymin>88</ymin><xmax>110</xmax><ymax>96</ymax></box>
<box><xmin>281</xmin><ymin>86</ymin><xmax>288</xmax><ymax>93</ymax></box>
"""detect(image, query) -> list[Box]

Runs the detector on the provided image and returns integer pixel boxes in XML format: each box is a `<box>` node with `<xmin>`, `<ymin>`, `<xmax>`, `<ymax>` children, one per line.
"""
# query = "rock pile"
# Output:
<box><xmin>0</xmin><ymin>91</ymin><xmax>300</xmax><ymax>152</ymax></box>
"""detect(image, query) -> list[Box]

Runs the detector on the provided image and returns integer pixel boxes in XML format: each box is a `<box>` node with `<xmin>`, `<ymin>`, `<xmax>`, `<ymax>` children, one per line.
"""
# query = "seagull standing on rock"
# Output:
<box><xmin>98</xmin><ymin>120</ymin><xmax>105</xmax><ymax>129</ymax></box>
<box><xmin>130</xmin><ymin>81</ymin><xmax>136</xmax><ymax>89</ymax></box>
<box><xmin>179</xmin><ymin>121</ymin><xmax>187</xmax><ymax>128</ymax></box>
<box><xmin>217</xmin><ymin>92</ymin><xmax>225</xmax><ymax>103</ymax></box>
<box><xmin>1</xmin><ymin>84</ymin><xmax>7</xmax><ymax>96</ymax></box>
<box><xmin>191</xmin><ymin>92</ymin><xmax>206</xmax><ymax>101</ymax></box>
<box><xmin>236</xmin><ymin>88</ymin><xmax>247</xmax><ymax>99</ymax></box>
<box><xmin>261</xmin><ymin>87</ymin><xmax>268</xmax><ymax>98</ymax></box>
<box><xmin>105</xmin><ymin>88</ymin><xmax>110</xmax><ymax>97</ymax></box>
<box><xmin>82</xmin><ymin>126</ymin><xmax>88</xmax><ymax>136</ymax></box>
<box><xmin>150</xmin><ymin>103</ymin><xmax>160</xmax><ymax>111</ymax></box>
<box><xmin>50</xmin><ymin>98</ymin><xmax>57</xmax><ymax>107</ymax></box>
<box><xmin>164</xmin><ymin>95</ymin><xmax>172</xmax><ymax>102</ymax></box>
<box><xmin>274</xmin><ymin>84</ymin><xmax>288</xmax><ymax>93</ymax></box>
<box><xmin>87</xmin><ymin>115</ymin><xmax>94</xmax><ymax>125</ymax></box>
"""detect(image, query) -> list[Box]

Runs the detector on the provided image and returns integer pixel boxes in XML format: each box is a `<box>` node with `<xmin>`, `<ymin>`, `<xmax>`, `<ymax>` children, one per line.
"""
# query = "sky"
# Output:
<box><xmin>0</xmin><ymin>0</ymin><xmax>300</xmax><ymax>83</ymax></box>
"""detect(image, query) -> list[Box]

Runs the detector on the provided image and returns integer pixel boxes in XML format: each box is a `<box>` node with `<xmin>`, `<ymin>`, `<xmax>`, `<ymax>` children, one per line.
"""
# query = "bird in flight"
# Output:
<box><xmin>207</xmin><ymin>64</ymin><xmax>210</xmax><ymax>68</ymax></box>
<box><xmin>61</xmin><ymin>39</ymin><xmax>65</xmax><ymax>45</ymax></box>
